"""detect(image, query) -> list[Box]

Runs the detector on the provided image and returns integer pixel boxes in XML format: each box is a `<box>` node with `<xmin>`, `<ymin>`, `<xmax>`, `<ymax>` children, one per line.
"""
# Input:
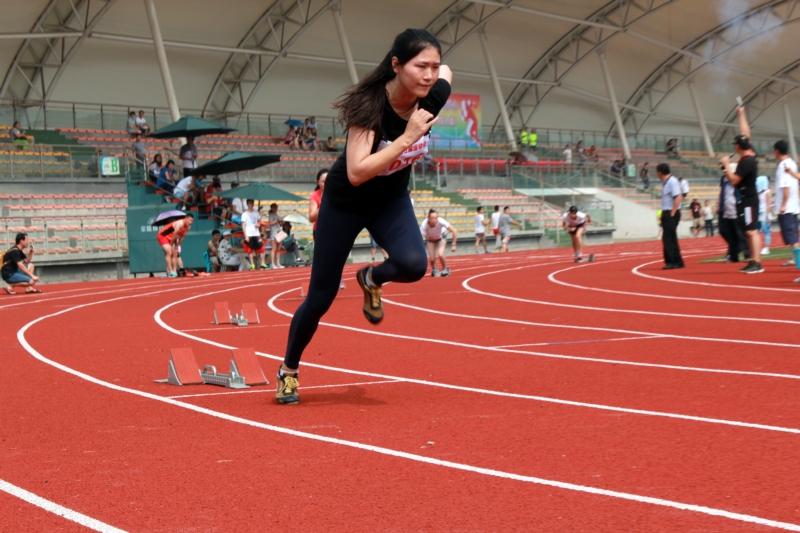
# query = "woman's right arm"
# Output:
<box><xmin>346</xmin><ymin>109</ymin><xmax>439</xmax><ymax>186</ymax></box>
<box><xmin>309</xmin><ymin>199</ymin><xmax>320</xmax><ymax>223</ymax></box>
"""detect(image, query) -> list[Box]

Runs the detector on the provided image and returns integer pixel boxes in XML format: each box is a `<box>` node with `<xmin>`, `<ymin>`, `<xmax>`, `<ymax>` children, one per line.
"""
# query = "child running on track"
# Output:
<box><xmin>421</xmin><ymin>209</ymin><xmax>458</xmax><ymax>277</ymax></box>
<box><xmin>562</xmin><ymin>206</ymin><xmax>595</xmax><ymax>263</ymax></box>
<box><xmin>276</xmin><ymin>29</ymin><xmax>452</xmax><ymax>404</ymax></box>
<box><xmin>157</xmin><ymin>214</ymin><xmax>193</xmax><ymax>277</ymax></box>
<box><xmin>474</xmin><ymin>206</ymin><xmax>489</xmax><ymax>254</ymax></box>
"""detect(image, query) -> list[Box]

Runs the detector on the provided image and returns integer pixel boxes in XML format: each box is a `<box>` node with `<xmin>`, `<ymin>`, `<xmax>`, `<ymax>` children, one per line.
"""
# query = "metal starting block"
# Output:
<box><xmin>231</xmin><ymin>313</ymin><xmax>248</xmax><ymax>326</ymax></box>
<box><xmin>200</xmin><ymin>363</ymin><xmax>249</xmax><ymax>389</ymax></box>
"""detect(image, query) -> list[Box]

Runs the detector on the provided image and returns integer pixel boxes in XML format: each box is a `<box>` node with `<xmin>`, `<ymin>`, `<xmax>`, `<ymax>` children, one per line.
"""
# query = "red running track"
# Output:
<box><xmin>2</xmin><ymin>238</ymin><xmax>800</xmax><ymax>532</ymax></box>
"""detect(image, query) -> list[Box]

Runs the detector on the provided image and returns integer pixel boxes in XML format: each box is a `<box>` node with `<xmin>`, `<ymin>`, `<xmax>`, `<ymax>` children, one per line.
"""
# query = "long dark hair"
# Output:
<box><xmin>334</xmin><ymin>29</ymin><xmax>441</xmax><ymax>137</ymax></box>
<box><xmin>315</xmin><ymin>168</ymin><xmax>330</xmax><ymax>190</ymax></box>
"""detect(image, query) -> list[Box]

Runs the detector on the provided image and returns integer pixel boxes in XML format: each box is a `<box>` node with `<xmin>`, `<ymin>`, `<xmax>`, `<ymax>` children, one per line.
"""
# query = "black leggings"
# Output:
<box><xmin>284</xmin><ymin>194</ymin><xmax>427</xmax><ymax>368</ymax></box>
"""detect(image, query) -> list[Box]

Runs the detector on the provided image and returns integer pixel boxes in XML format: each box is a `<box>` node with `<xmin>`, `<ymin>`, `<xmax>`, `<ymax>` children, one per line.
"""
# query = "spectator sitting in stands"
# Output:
<box><xmin>180</xmin><ymin>136</ymin><xmax>197</xmax><ymax>178</ymax></box>
<box><xmin>205</xmin><ymin>175</ymin><xmax>222</xmax><ymax>195</ymax></box>
<box><xmin>280</xmin><ymin>221</ymin><xmax>303</xmax><ymax>264</ymax></box>
<box><xmin>10</xmin><ymin>121</ymin><xmax>31</xmax><ymax>150</ymax></box>
<box><xmin>136</xmin><ymin>111</ymin><xmax>150</xmax><ymax>137</ymax></box>
<box><xmin>227</xmin><ymin>181</ymin><xmax>244</xmax><ymax>225</ymax></box>
<box><xmin>307</xmin><ymin>116</ymin><xmax>318</xmax><ymax>136</ymax></box>
<box><xmin>148</xmin><ymin>154</ymin><xmax>163</xmax><ymax>183</ymax></box>
<box><xmin>284</xmin><ymin>126</ymin><xmax>298</xmax><ymax>150</ymax></box>
<box><xmin>588</xmin><ymin>145</ymin><xmax>597</xmax><ymax>160</ymax></box>
<box><xmin>132</xmin><ymin>133</ymin><xmax>146</xmax><ymax>171</ymax></box>
<box><xmin>324</xmin><ymin>137</ymin><xmax>338</xmax><ymax>152</ymax></box>
<box><xmin>610</xmin><ymin>159</ymin><xmax>622</xmax><ymax>177</ymax></box>
<box><xmin>303</xmin><ymin>127</ymin><xmax>317</xmax><ymax>151</ymax></box>
<box><xmin>172</xmin><ymin>174</ymin><xmax>202</xmax><ymax>210</ymax></box>
<box><xmin>218</xmin><ymin>230</ymin><xmax>246</xmax><ymax>271</ymax></box>
<box><xmin>2</xmin><ymin>232</ymin><xmax>41</xmax><ymax>295</ymax></box>
<box><xmin>157</xmin><ymin>159</ymin><xmax>178</xmax><ymax>193</ymax></box>
<box><xmin>207</xmin><ymin>183</ymin><xmax>225</xmax><ymax>222</ymax></box>
<box><xmin>207</xmin><ymin>230</ymin><xmax>221</xmax><ymax>273</ymax></box>
<box><xmin>126</xmin><ymin>111</ymin><xmax>139</xmax><ymax>137</ymax></box>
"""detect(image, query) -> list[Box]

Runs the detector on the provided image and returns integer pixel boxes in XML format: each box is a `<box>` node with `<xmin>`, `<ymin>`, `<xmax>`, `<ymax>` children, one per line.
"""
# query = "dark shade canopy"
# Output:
<box><xmin>189</xmin><ymin>151</ymin><xmax>281</xmax><ymax>177</ymax></box>
<box><xmin>148</xmin><ymin>115</ymin><xmax>236</xmax><ymax>139</ymax></box>
<box><xmin>217</xmin><ymin>181</ymin><xmax>303</xmax><ymax>202</ymax></box>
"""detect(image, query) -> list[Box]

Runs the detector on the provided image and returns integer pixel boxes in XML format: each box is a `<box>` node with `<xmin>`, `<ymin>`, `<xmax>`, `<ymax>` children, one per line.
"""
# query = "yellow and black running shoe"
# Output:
<box><xmin>276</xmin><ymin>368</ymin><xmax>300</xmax><ymax>405</ymax></box>
<box><xmin>356</xmin><ymin>266</ymin><xmax>383</xmax><ymax>325</ymax></box>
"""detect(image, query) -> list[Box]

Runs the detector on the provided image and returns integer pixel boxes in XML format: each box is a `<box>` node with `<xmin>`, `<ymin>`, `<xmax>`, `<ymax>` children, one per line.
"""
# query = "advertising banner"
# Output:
<box><xmin>431</xmin><ymin>93</ymin><xmax>482</xmax><ymax>149</ymax></box>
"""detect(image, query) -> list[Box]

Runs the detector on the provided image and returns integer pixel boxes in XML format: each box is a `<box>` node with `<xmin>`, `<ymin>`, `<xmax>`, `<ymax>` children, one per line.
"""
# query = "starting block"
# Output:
<box><xmin>241</xmin><ymin>303</ymin><xmax>259</xmax><ymax>324</ymax></box>
<box><xmin>200</xmin><ymin>364</ymin><xmax>248</xmax><ymax>389</ymax></box>
<box><xmin>213</xmin><ymin>302</ymin><xmax>231</xmax><ymax>325</ymax></box>
<box><xmin>155</xmin><ymin>348</ymin><xmax>204</xmax><ymax>386</ymax></box>
<box><xmin>231</xmin><ymin>348</ymin><xmax>269</xmax><ymax>386</ymax></box>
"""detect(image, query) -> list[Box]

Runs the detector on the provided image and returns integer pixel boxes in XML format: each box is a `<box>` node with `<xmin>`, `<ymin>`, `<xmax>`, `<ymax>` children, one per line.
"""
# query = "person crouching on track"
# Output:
<box><xmin>421</xmin><ymin>209</ymin><xmax>457</xmax><ymax>277</ymax></box>
<box><xmin>2</xmin><ymin>232</ymin><xmax>41</xmax><ymax>294</ymax></box>
<box><xmin>241</xmin><ymin>199</ymin><xmax>267</xmax><ymax>270</ymax></box>
<box><xmin>562</xmin><ymin>206</ymin><xmax>594</xmax><ymax>263</ymax></box>
<box><xmin>157</xmin><ymin>214</ymin><xmax>193</xmax><ymax>277</ymax></box>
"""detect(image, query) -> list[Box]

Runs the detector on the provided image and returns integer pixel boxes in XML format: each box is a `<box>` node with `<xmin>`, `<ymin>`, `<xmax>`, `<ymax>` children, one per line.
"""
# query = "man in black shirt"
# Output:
<box><xmin>689</xmin><ymin>198</ymin><xmax>702</xmax><ymax>237</ymax></box>
<box><xmin>720</xmin><ymin>106</ymin><xmax>763</xmax><ymax>274</ymax></box>
<box><xmin>2</xmin><ymin>233</ymin><xmax>40</xmax><ymax>294</ymax></box>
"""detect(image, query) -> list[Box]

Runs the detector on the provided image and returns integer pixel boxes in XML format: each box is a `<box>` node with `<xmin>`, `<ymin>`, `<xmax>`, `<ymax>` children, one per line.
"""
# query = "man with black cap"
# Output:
<box><xmin>657</xmin><ymin>163</ymin><xmax>685</xmax><ymax>269</ymax></box>
<box><xmin>720</xmin><ymin>107</ymin><xmax>763</xmax><ymax>274</ymax></box>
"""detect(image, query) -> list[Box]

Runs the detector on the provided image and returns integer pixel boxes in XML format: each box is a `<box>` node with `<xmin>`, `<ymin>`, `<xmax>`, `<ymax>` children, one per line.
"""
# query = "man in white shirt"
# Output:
<box><xmin>241</xmin><ymin>199</ymin><xmax>267</xmax><ymax>270</ymax></box>
<box><xmin>490</xmin><ymin>205</ymin><xmax>501</xmax><ymax>251</ymax></box>
<box><xmin>473</xmin><ymin>206</ymin><xmax>489</xmax><ymax>254</ymax></box>
<box><xmin>679</xmin><ymin>177</ymin><xmax>690</xmax><ymax>198</ymax></box>
<box><xmin>773</xmin><ymin>140</ymin><xmax>799</xmax><ymax>266</ymax></box>
<box><xmin>135</xmin><ymin>110</ymin><xmax>150</xmax><ymax>136</ymax></box>
<box><xmin>562</xmin><ymin>206</ymin><xmax>594</xmax><ymax>263</ymax></box>
<box><xmin>173</xmin><ymin>175</ymin><xmax>196</xmax><ymax>207</ymax></box>
<box><xmin>420</xmin><ymin>209</ymin><xmax>457</xmax><ymax>277</ymax></box>
<box><xmin>180</xmin><ymin>136</ymin><xmax>197</xmax><ymax>178</ymax></box>
<box><xmin>563</xmin><ymin>144</ymin><xmax>573</xmax><ymax>165</ymax></box>
<box><xmin>658</xmin><ymin>163</ymin><xmax>685</xmax><ymax>269</ymax></box>
<box><xmin>217</xmin><ymin>230</ymin><xmax>246</xmax><ymax>271</ymax></box>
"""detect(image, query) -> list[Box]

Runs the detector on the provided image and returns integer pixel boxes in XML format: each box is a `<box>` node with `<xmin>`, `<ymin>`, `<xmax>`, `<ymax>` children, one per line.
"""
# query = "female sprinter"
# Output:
<box><xmin>562</xmin><ymin>206</ymin><xmax>594</xmax><ymax>263</ymax></box>
<box><xmin>276</xmin><ymin>29</ymin><xmax>452</xmax><ymax>404</ymax></box>
<box><xmin>157</xmin><ymin>214</ymin><xmax>193</xmax><ymax>277</ymax></box>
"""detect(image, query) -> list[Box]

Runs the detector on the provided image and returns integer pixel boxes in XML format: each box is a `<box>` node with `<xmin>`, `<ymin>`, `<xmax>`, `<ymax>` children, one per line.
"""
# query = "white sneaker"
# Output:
<box><xmin>761</xmin><ymin>247</ymin><xmax>770</xmax><ymax>255</ymax></box>
<box><xmin>431</xmin><ymin>267</ymin><xmax>439</xmax><ymax>277</ymax></box>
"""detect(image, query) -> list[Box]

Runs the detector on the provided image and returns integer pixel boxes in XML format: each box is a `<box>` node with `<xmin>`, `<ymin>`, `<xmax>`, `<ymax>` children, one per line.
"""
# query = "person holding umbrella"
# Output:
<box><xmin>156</xmin><ymin>213</ymin><xmax>193</xmax><ymax>277</ymax></box>
<box><xmin>276</xmin><ymin>28</ymin><xmax>452</xmax><ymax>405</ymax></box>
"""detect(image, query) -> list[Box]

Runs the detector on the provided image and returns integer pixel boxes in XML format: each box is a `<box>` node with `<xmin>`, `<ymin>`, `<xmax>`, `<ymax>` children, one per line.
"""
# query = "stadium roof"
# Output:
<box><xmin>2</xmin><ymin>0</ymin><xmax>800</xmax><ymax>142</ymax></box>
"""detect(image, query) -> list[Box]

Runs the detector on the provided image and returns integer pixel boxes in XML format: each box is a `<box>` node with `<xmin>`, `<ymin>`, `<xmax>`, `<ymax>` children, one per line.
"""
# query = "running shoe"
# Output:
<box><xmin>485</xmin><ymin>251</ymin><xmax>491</xmax><ymax>254</ymax></box>
<box><xmin>782</xmin><ymin>259</ymin><xmax>795</xmax><ymax>266</ymax></box>
<box><xmin>741</xmin><ymin>260</ymin><xmax>764</xmax><ymax>274</ymax></box>
<box><xmin>249</xmin><ymin>264</ymin><xmax>256</xmax><ymax>271</ymax></box>
<box><xmin>431</xmin><ymin>267</ymin><xmax>439</xmax><ymax>277</ymax></box>
<box><xmin>441</xmin><ymin>267</ymin><xmax>451</xmax><ymax>277</ymax></box>
<box><xmin>339</xmin><ymin>280</ymin><xmax>346</xmax><ymax>290</ymax></box>
<box><xmin>260</xmin><ymin>264</ymin><xmax>269</xmax><ymax>270</ymax></box>
<box><xmin>168</xmin><ymin>271</ymin><xmax>178</xmax><ymax>277</ymax></box>
<box><xmin>356</xmin><ymin>266</ymin><xmax>383</xmax><ymax>324</ymax></box>
<box><xmin>574</xmin><ymin>257</ymin><xmax>582</xmax><ymax>263</ymax></box>
<box><xmin>275</xmin><ymin>368</ymin><xmax>300</xmax><ymax>405</ymax></box>
<box><xmin>761</xmin><ymin>247</ymin><xmax>770</xmax><ymax>255</ymax></box>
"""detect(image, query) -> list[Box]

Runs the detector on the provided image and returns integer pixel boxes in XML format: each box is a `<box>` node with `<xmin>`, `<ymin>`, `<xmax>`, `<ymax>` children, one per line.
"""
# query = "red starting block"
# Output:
<box><xmin>154</xmin><ymin>348</ymin><xmax>204</xmax><ymax>386</ymax></box>
<box><xmin>241</xmin><ymin>303</ymin><xmax>260</xmax><ymax>324</ymax></box>
<box><xmin>213</xmin><ymin>302</ymin><xmax>231</xmax><ymax>324</ymax></box>
<box><xmin>231</xmin><ymin>348</ymin><xmax>269</xmax><ymax>386</ymax></box>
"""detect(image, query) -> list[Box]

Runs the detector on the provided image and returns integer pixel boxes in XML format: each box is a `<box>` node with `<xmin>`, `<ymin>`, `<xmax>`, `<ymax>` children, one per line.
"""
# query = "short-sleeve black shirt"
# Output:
<box><xmin>1</xmin><ymin>247</ymin><xmax>24</xmax><ymax>280</ymax></box>
<box><xmin>324</xmin><ymin>78</ymin><xmax>452</xmax><ymax>215</ymax></box>
<box><xmin>735</xmin><ymin>155</ymin><xmax>758</xmax><ymax>198</ymax></box>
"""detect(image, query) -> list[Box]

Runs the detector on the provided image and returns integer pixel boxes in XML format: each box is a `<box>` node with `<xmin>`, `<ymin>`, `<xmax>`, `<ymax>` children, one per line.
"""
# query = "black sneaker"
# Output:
<box><xmin>741</xmin><ymin>261</ymin><xmax>764</xmax><ymax>274</ymax></box>
<box><xmin>356</xmin><ymin>266</ymin><xmax>383</xmax><ymax>324</ymax></box>
<box><xmin>276</xmin><ymin>368</ymin><xmax>299</xmax><ymax>405</ymax></box>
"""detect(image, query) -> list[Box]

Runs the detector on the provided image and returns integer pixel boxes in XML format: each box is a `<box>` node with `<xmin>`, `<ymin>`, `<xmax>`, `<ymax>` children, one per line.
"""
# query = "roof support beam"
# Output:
<box><xmin>687</xmin><ymin>80</ymin><xmax>714</xmax><ymax>157</ymax></box>
<box><xmin>331</xmin><ymin>3</ymin><xmax>358</xmax><ymax>86</ymax></box>
<box><xmin>479</xmin><ymin>30</ymin><xmax>516</xmax><ymax>149</ymax></box>
<box><xmin>143</xmin><ymin>0</ymin><xmax>180</xmax><ymax>123</ymax></box>
<box><xmin>598</xmin><ymin>49</ymin><xmax>630</xmax><ymax>160</ymax></box>
<box><xmin>784</xmin><ymin>99</ymin><xmax>798</xmax><ymax>161</ymax></box>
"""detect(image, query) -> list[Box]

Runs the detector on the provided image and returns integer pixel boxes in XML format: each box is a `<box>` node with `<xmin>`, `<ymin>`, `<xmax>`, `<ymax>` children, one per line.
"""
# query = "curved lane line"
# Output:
<box><xmin>632</xmin><ymin>259</ymin><xmax>800</xmax><ymax>292</ymax></box>
<box><xmin>17</xmin><ymin>286</ymin><xmax>800</xmax><ymax>532</ymax></box>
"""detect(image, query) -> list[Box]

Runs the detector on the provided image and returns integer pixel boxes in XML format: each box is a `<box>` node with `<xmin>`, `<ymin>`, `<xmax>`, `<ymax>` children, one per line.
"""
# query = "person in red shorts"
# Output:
<box><xmin>157</xmin><ymin>214</ymin><xmax>193</xmax><ymax>277</ymax></box>
<box><xmin>241</xmin><ymin>199</ymin><xmax>267</xmax><ymax>270</ymax></box>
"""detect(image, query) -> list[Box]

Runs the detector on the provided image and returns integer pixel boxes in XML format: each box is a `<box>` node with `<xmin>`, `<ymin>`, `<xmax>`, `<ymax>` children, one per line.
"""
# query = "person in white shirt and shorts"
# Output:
<box><xmin>473</xmin><ymin>206</ymin><xmax>489</xmax><ymax>254</ymax></box>
<box><xmin>562</xmin><ymin>206</ymin><xmax>594</xmax><ymax>263</ymax></box>
<box><xmin>421</xmin><ymin>209</ymin><xmax>457</xmax><ymax>277</ymax></box>
<box><xmin>241</xmin><ymin>199</ymin><xmax>267</xmax><ymax>270</ymax></box>
<box><xmin>772</xmin><ymin>140</ymin><xmax>800</xmax><ymax>268</ymax></box>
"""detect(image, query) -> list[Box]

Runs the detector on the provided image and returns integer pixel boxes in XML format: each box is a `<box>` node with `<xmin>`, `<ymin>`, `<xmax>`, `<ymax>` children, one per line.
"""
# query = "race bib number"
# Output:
<box><xmin>377</xmin><ymin>135</ymin><xmax>429</xmax><ymax>176</ymax></box>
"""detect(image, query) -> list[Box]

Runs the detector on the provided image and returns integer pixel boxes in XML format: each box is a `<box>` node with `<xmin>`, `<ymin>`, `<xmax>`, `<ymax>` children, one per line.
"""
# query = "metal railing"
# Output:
<box><xmin>1</xmin><ymin>216</ymin><xmax>126</xmax><ymax>257</ymax></box>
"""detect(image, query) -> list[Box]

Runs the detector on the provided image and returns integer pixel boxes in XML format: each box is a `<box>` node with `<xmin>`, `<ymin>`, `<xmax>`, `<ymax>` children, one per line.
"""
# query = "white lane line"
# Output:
<box><xmin>462</xmin><ymin>261</ymin><xmax>800</xmax><ymax>328</ymax></box>
<box><xmin>260</xmin><ymin>289</ymin><xmax>800</xmax><ymax>434</ymax></box>
<box><xmin>383</xmin><ymin>297</ymin><xmax>800</xmax><ymax>354</ymax></box>
<box><xmin>166</xmin><ymin>380</ymin><xmax>401</xmax><ymax>399</ymax></box>
<box><xmin>632</xmin><ymin>259</ymin><xmax>800</xmax><ymax>292</ymax></box>
<box><xmin>18</xmin><ymin>298</ymin><xmax>800</xmax><ymax>531</ymax></box>
<box><xmin>0</xmin><ymin>478</ymin><xmax>127</xmax><ymax>533</ymax></box>
<box><xmin>492</xmin><ymin>335</ymin><xmax>665</xmax><ymax>349</ymax></box>
<box><xmin>549</xmin><ymin>261</ymin><xmax>800</xmax><ymax>307</ymax></box>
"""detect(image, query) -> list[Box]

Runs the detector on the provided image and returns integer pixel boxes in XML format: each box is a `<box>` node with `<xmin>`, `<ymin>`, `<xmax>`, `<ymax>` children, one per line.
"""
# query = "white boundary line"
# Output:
<box><xmin>0</xmin><ymin>478</ymin><xmax>127</xmax><ymax>533</ymax></box>
<box><xmin>632</xmin><ymin>259</ymin><xmax>800</xmax><ymax>292</ymax></box>
<box><xmin>16</xmin><ymin>292</ymin><xmax>800</xmax><ymax>531</ymax></box>
<box><xmin>492</xmin><ymin>335</ymin><xmax>665</xmax><ymax>348</ymax></box>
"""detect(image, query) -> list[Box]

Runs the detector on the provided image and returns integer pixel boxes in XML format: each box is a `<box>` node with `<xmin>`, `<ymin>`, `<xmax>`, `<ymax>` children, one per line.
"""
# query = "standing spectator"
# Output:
<box><xmin>324</xmin><ymin>137</ymin><xmax>338</xmax><ymax>152</ymax></box>
<box><xmin>132</xmin><ymin>133</ymin><xmax>146</xmax><ymax>174</ymax></box>
<box><xmin>180</xmin><ymin>136</ymin><xmax>197</xmax><ymax>178</ymax></box>
<box><xmin>217</xmin><ymin>230</ymin><xmax>246</xmax><ymax>271</ymax></box>
<box><xmin>10</xmin><ymin>121</ymin><xmax>30</xmax><ymax>149</ymax></box>
<box><xmin>587</xmin><ymin>145</ymin><xmax>597</xmax><ymax>161</ymax></box>
<box><xmin>228</xmin><ymin>181</ymin><xmax>245</xmax><ymax>225</ymax></box>
<box><xmin>519</xmin><ymin>128</ymin><xmax>529</xmax><ymax>151</ymax></box>
<box><xmin>136</xmin><ymin>111</ymin><xmax>150</xmax><ymax>136</ymax></box>
<box><xmin>242</xmin><ymin>199</ymin><xmax>267</xmax><ymax>270</ymax></box>
<box><xmin>281</xmin><ymin>221</ymin><xmax>304</xmax><ymax>264</ymax></box>
<box><xmin>369</xmin><ymin>234</ymin><xmax>388</xmax><ymax>262</ymax></box>
<box><xmin>640</xmin><ymin>162</ymin><xmax>650</xmax><ymax>190</ymax></box>
<box><xmin>498</xmin><ymin>206</ymin><xmax>523</xmax><ymax>253</ymax></box>
<box><xmin>529</xmin><ymin>128</ymin><xmax>538</xmax><ymax>152</ymax></box>
<box><xmin>576</xmin><ymin>141</ymin><xmax>588</xmax><ymax>173</ymax></box>
<box><xmin>490</xmin><ymin>205</ymin><xmax>501</xmax><ymax>251</ymax></box>
<box><xmin>679</xmin><ymin>177</ymin><xmax>690</xmax><ymax>199</ymax></box>
<box><xmin>148</xmin><ymin>154</ymin><xmax>163</xmax><ymax>183</ymax></box>
<box><xmin>772</xmin><ymin>140</ymin><xmax>800</xmax><ymax>266</ymax></box>
<box><xmin>756</xmin><ymin>175</ymin><xmax>771</xmax><ymax>255</ymax></box>
<box><xmin>690</xmin><ymin>198</ymin><xmax>702</xmax><ymax>237</ymax></box>
<box><xmin>563</xmin><ymin>144</ymin><xmax>572</xmax><ymax>165</ymax></box>
<box><xmin>207</xmin><ymin>230</ymin><xmax>221</xmax><ymax>273</ymax></box>
<box><xmin>720</xmin><ymin>107</ymin><xmax>762</xmax><ymax>274</ymax></box>
<box><xmin>2</xmin><ymin>233</ymin><xmax>40</xmax><ymax>294</ymax></box>
<box><xmin>267</xmin><ymin>203</ymin><xmax>284</xmax><ymax>269</ymax></box>
<box><xmin>126</xmin><ymin>112</ymin><xmax>138</xmax><ymax>136</ymax></box>
<box><xmin>657</xmin><ymin>163</ymin><xmax>684</xmax><ymax>270</ymax></box>
<box><xmin>702</xmin><ymin>199</ymin><xmax>715</xmax><ymax>237</ymax></box>
<box><xmin>307</xmin><ymin>116</ymin><xmax>318</xmax><ymax>137</ymax></box>
<box><xmin>718</xmin><ymin>171</ymin><xmax>747</xmax><ymax>262</ymax></box>
<box><xmin>157</xmin><ymin>159</ymin><xmax>178</xmax><ymax>193</ymax></box>
<box><xmin>474</xmin><ymin>206</ymin><xmax>489</xmax><ymax>254</ymax></box>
